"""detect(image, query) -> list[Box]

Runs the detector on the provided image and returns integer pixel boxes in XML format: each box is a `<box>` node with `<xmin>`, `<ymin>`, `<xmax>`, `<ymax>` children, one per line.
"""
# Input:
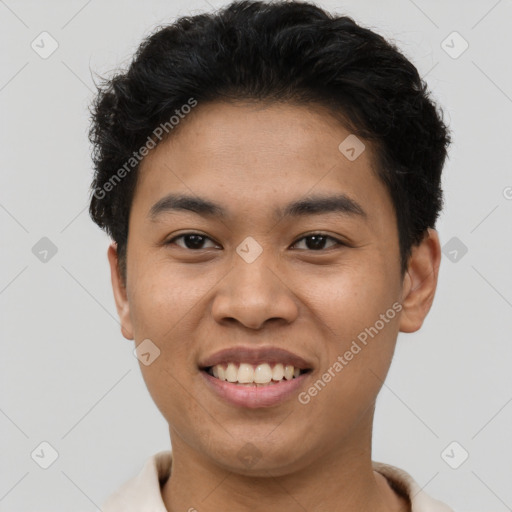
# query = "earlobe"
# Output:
<box><xmin>399</xmin><ymin>228</ymin><xmax>441</xmax><ymax>333</ymax></box>
<box><xmin>107</xmin><ymin>242</ymin><xmax>134</xmax><ymax>340</ymax></box>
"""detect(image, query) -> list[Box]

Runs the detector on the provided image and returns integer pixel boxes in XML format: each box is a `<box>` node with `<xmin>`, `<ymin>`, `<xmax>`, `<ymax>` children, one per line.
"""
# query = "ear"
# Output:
<box><xmin>107</xmin><ymin>242</ymin><xmax>134</xmax><ymax>340</ymax></box>
<box><xmin>399</xmin><ymin>228</ymin><xmax>441</xmax><ymax>333</ymax></box>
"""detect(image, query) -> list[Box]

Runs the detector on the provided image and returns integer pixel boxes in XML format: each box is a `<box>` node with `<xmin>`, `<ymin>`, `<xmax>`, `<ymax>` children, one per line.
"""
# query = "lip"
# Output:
<box><xmin>198</xmin><ymin>346</ymin><xmax>313</xmax><ymax>370</ymax></box>
<box><xmin>200</xmin><ymin>369</ymin><xmax>311</xmax><ymax>408</ymax></box>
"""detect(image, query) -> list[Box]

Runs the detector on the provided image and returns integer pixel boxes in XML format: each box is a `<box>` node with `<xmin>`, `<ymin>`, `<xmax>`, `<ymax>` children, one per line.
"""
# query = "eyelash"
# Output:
<box><xmin>165</xmin><ymin>232</ymin><xmax>345</xmax><ymax>251</ymax></box>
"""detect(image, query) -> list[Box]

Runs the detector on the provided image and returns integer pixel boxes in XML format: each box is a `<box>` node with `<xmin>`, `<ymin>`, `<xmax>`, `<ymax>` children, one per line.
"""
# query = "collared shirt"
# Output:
<box><xmin>102</xmin><ymin>450</ymin><xmax>454</xmax><ymax>512</ymax></box>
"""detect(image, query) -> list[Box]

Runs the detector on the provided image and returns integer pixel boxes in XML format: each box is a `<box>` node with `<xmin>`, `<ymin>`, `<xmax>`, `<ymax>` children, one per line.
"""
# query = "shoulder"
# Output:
<box><xmin>372</xmin><ymin>461</ymin><xmax>455</xmax><ymax>512</ymax></box>
<box><xmin>101</xmin><ymin>450</ymin><xmax>172</xmax><ymax>512</ymax></box>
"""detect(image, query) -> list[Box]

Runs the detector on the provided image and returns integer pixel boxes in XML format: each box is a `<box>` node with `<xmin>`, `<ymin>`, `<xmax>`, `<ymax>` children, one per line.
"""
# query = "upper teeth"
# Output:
<box><xmin>210</xmin><ymin>362</ymin><xmax>301</xmax><ymax>384</ymax></box>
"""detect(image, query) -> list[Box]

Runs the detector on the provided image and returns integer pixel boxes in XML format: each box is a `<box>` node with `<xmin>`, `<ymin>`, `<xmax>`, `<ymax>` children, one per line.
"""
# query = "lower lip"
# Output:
<box><xmin>201</xmin><ymin>370</ymin><xmax>310</xmax><ymax>408</ymax></box>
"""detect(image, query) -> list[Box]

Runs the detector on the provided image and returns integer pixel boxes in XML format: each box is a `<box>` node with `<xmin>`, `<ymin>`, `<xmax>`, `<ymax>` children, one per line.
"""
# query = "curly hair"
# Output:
<box><xmin>88</xmin><ymin>0</ymin><xmax>452</xmax><ymax>285</ymax></box>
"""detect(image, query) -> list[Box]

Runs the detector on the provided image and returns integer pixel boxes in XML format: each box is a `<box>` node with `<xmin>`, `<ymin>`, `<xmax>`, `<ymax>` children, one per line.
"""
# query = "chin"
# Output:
<box><xmin>203</xmin><ymin>434</ymin><xmax>313</xmax><ymax>477</ymax></box>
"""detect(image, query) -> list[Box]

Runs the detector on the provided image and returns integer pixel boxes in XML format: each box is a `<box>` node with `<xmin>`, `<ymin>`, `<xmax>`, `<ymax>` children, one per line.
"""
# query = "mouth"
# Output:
<box><xmin>202</xmin><ymin>362</ymin><xmax>311</xmax><ymax>386</ymax></box>
<box><xmin>198</xmin><ymin>346</ymin><xmax>313</xmax><ymax>408</ymax></box>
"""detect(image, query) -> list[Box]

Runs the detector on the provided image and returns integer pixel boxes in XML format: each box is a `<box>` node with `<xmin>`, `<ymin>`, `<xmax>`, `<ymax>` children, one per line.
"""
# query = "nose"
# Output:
<box><xmin>211</xmin><ymin>250</ymin><xmax>299</xmax><ymax>330</ymax></box>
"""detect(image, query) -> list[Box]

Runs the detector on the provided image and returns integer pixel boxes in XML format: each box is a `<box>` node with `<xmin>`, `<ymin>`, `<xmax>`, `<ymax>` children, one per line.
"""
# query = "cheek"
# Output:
<box><xmin>126</xmin><ymin>262</ymin><xmax>218</xmax><ymax>413</ymax></box>
<box><xmin>340</xmin><ymin>286</ymin><xmax>401</xmax><ymax>349</ymax></box>
<box><xmin>301</xmin><ymin>261</ymin><xmax>399</xmax><ymax>342</ymax></box>
<box><xmin>127</xmin><ymin>259</ymin><xmax>213</xmax><ymax>340</ymax></box>
<box><xmin>298</xmin><ymin>300</ymin><xmax>400</xmax><ymax>431</ymax></box>
<box><xmin>300</xmin><ymin>263</ymin><xmax>401</xmax><ymax>399</ymax></box>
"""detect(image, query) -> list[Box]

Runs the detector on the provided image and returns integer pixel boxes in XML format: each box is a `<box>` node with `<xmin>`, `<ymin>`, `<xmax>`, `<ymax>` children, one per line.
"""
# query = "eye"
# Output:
<box><xmin>291</xmin><ymin>233</ymin><xmax>343</xmax><ymax>251</ymax></box>
<box><xmin>166</xmin><ymin>233</ymin><xmax>219</xmax><ymax>250</ymax></box>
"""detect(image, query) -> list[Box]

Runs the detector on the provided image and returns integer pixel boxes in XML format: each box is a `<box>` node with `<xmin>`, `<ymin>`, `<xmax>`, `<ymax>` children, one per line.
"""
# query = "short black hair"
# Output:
<box><xmin>88</xmin><ymin>0</ymin><xmax>451</xmax><ymax>284</ymax></box>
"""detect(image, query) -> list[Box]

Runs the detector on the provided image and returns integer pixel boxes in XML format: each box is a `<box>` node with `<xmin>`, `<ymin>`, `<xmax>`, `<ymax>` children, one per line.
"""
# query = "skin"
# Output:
<box><xmin>108</xmin><ymin>100</ymin><xmax>441</xmax><ymax>511</ymax></box>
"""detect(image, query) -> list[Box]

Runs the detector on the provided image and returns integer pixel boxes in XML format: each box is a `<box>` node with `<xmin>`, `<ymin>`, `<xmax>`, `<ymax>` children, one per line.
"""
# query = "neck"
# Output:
<box><xmin>161</xmin><ymin>414</ymin><xmax>409</xmax><ymax>512</ymax></box>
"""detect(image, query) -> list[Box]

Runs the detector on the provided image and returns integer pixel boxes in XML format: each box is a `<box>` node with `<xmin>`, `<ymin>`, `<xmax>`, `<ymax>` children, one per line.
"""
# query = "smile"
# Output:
<box><xmin>198</xmin><ymin>346</ymin><xmax>314</xmax><ymax>408</ymax></box>
<box><xmin>206</xmin><ymin>362</ymin><xmax>309</xmax><ymax>385</ymax></box>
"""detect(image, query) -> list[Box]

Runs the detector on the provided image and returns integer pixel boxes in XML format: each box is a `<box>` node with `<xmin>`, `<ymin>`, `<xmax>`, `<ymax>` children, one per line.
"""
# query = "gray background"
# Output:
<box><xmin>1</xmin><ymin>0</ymin><xmax>511</xmax><ymax>510</ymax></box>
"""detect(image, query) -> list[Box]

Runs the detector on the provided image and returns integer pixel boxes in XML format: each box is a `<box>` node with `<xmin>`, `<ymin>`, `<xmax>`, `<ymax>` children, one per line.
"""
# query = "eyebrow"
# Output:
<box><xmin>148</xmin><ymin>192</ymin><xmax>367</xmax><ymax>222</ymax></box>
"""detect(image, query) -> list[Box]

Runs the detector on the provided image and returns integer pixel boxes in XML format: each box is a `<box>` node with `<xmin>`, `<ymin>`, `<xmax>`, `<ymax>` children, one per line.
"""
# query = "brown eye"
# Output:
<box><xmin>167</xmin><ymin>233</ymin><xmax>218</xmax><ymax>250</ymax></box>
<box><xmin>292</xmin><ymin>234</ymin><xmax>342</xmax><ymax>251</ymax></box>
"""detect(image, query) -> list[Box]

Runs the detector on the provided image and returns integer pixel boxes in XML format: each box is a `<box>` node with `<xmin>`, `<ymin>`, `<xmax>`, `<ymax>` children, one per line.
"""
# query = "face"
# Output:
<box><xmin>108</xmin><ymin>100</ymin><xmax>440</xmax><ymax>476</ymax></box>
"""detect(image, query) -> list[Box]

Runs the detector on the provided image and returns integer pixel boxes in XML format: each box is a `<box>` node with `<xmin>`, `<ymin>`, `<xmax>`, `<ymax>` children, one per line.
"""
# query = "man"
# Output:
<box><xmin>89</xmin><ymin>1</ymin><xmax>453</xmax><ymax>510</ymax></box>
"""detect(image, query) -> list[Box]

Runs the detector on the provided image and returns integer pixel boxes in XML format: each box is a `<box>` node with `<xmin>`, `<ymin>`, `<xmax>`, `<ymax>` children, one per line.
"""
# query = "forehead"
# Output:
<box><xmin>133</xmin><ymin>100</ymin><xmax>393</xmax><ymax>225</ymax></box>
